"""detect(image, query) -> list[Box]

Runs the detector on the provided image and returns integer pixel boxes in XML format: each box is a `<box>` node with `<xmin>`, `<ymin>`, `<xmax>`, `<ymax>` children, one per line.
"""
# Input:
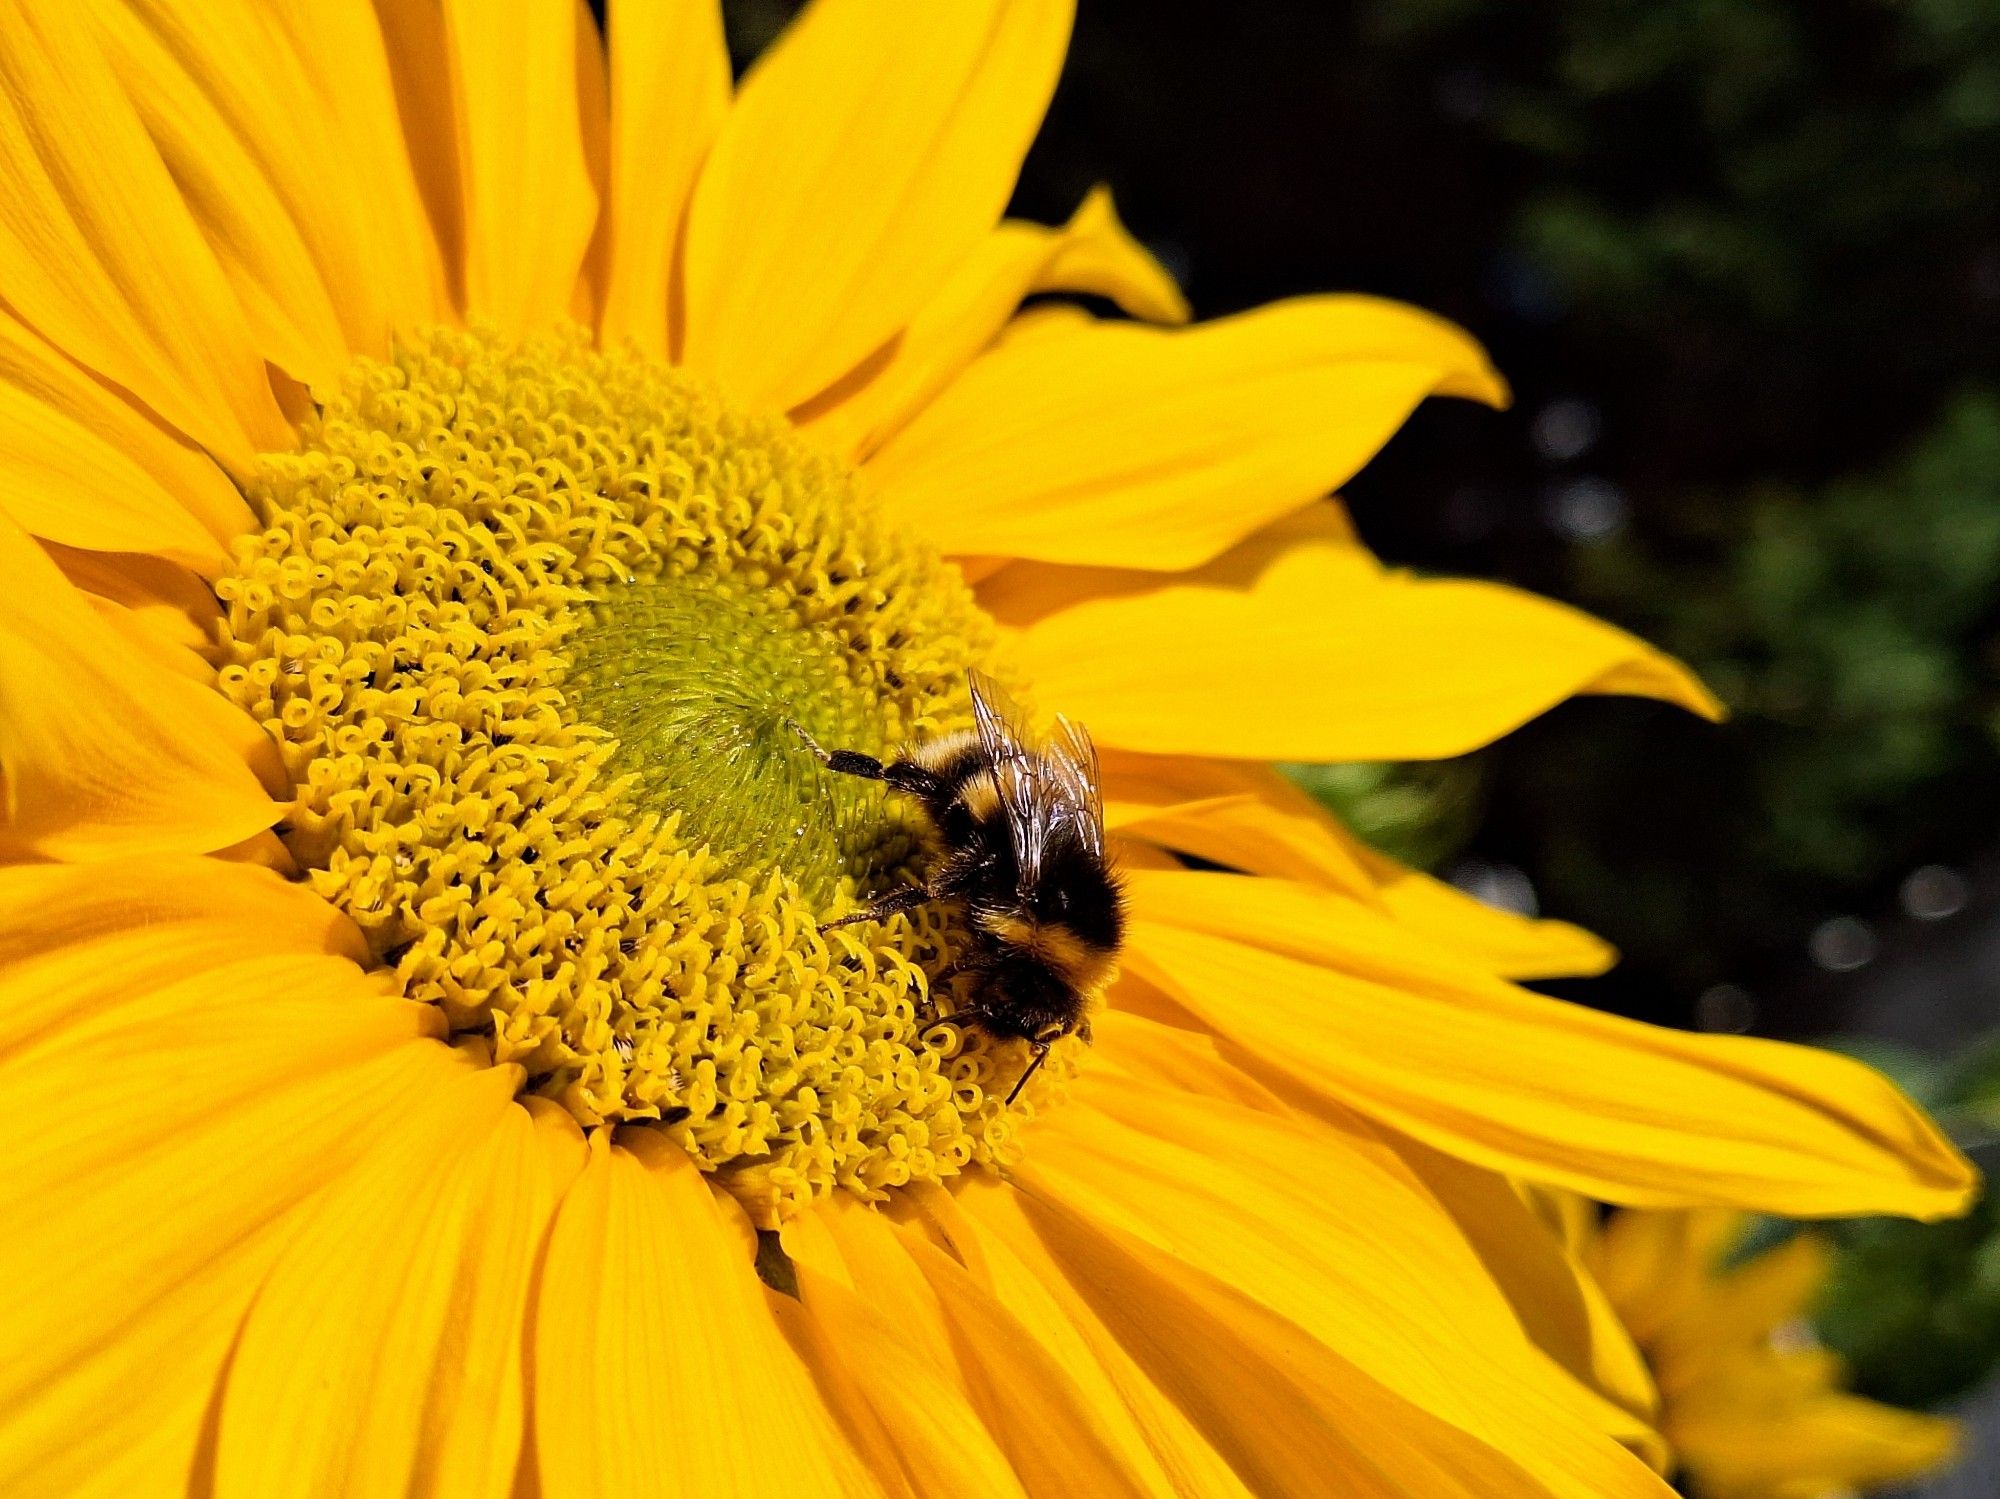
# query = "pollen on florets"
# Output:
<box><xmin>211</xmin><ymin>325</ymin><xmax>1080</xmax><ymax>1220</ymax></box>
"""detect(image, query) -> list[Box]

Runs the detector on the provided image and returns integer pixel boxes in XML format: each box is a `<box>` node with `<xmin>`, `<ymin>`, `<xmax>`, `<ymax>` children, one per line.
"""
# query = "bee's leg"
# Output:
<box><xmin>786</xmin><ymin>722</ymin><xmax>942</xmax><ymax>798</ymax></box>
<box><xmin>1004</xmin><ymin>1041</ymin><xmax>1052</xmax><ymax>1107</ymax></box>
<box><xmin>817</xmin><ymin>882</ymin><xmax>934</xmax><ymax>935</ymax></box>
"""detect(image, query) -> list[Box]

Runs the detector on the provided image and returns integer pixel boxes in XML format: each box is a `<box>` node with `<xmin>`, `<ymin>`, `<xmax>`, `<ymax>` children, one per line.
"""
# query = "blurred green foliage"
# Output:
<box><xmin>1282</xmin><ymin>759</ymin><xmax>1483</xmax><ymax>873</ymax></box>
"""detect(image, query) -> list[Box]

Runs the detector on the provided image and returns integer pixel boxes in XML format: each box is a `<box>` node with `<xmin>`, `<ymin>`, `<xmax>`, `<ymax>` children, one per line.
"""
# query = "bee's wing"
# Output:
<box><xmin>967</xmin><ymin>669</ymin><xmax>1031</xmax><ymax>766</ymax></box>
<box><xmin>1046</xmin><ymin>714</ymin><xmax>1106</xmax><ymax>857</ymax></box>
<box><xmin>969</xmin><ymin>670</ymin><xmax>1049</xmax><ymax>886</ymax></box>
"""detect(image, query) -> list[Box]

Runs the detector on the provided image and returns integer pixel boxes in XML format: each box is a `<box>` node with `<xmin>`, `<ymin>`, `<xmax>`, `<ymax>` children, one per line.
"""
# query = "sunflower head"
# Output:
<box><xmin>213</xmin><ymin>324</ymin><xmax>1069</xmax><ymax>1220</ymax></box>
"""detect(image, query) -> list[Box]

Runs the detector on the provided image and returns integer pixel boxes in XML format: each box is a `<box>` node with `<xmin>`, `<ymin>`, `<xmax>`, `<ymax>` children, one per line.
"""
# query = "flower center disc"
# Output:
<box><xmin>214</xmin><ymin>327</ymin><xmax>1066</xmax><ymax>1218</ymax></box>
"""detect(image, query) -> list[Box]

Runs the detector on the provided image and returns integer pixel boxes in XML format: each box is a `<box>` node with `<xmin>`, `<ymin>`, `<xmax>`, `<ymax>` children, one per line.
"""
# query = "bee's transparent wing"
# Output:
<box><xmin>1045</xmin><ymin>713</ymin><xmax>1106</xmax><ymax>858</ymax></box>
<box><xmin>967</xmin><ymin>669</ymin><xmax>1030</xmax><ymax>766</ymax></box>
<box><xmin>969</xmin><ymin>670</ymin><xmax>1060</xmax><ymax>889</ymax></box>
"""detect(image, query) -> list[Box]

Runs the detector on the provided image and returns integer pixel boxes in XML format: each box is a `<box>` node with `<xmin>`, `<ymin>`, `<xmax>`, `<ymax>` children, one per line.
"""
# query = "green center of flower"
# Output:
<box><xmin>212</xmin><ymin>326</ymin><xmax>1076</xmax><ymax>1221</ymax></box>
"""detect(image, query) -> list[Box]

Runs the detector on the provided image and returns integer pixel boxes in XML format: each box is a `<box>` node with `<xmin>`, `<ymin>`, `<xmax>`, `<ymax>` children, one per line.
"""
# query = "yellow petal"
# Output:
<box><xmin>814</xmin><ymin>1196</ymin><xmax>1166</xmax><ymax>1499</ymax></box>
<box><xmin>594</xmin><ymin>0</ymin><xmax>728</xmax><ymax>356</ymax></box>
<box><xmin>87</xmin><ymin>0</ymin><xmax>448</xmax><ymax>374</ymax></box>
<box><xmin>216</xmin><ymin>1078</ymin><xmax>582</xmax><ymax>1499</ymax></box>
<box><xmin>47</xmin><ymin>544</ymin><xmax>218</xmax><ymax>656</ymax></box>
<box><xmin>0</xmin><ymin>855</ymin><xmax>363</xmax><ymax>1058</ymax></box>
<box><xmin>1019</xmin><ymin>1082</ymin><xmax>1674</xmax><ymax>1499</ymax></box>
<box><xmin>946</xmin><ymin>1178</ymin><xmax>1261</xmax><ymax>1498</ymax></box>
<box><xmin>1673</xmin><ymin>1390</ymin><xmax>1958</xmax><ymax>1499</ymax></box>
<box><xmin>0</xmin><ymin>513</ymin><xmax>278</xmax><ymax>860</ymax></box>
<box><xmin>573</xmin><ymin>2</ymin><xmax>609</xmax><ymax>324</ymax></box>
<box><xmin>1649</xmin><ymin>1232</ymin><xmax>1833</xmax><ymax>1394</ymax></box>
<box><xmin>371</xmin><ymin>0</ymin><xmax>466</xmax><ymax>310</ymax></box>
<box><xmin>81</xmin><ymin>0</ymin><xmax>358</xmax><ymax>391</ymax></box>
<box><xmin>0</xmin><ymin>0</ymin><xmax>290</xmax><ymax>471</ymax></box>
<box><xmin>1</xmin><ymin>311</ymin><xmax>250</xmax><ymax>559</ymax></box>
<box><xmin>988</xmin><ymin>509</ymin><xmax>1721</xmax><ymax>759</ymax></box>
<box><xmin>0</xmin><ymin>966</ymin><xmax>451</xmax><ymax>1495</ymax></box>
<box><xmin>1102</xmin><ymin>750</ymin><xmax>1378</xmax><ymax>900</ymax></box>
<box><xmin>1008</xmin><ymin>1148</ymin><xmax>1617</xmax><ymax>1498</ymax></box>
<box><xmin>804</xmin><ymin>186</ymin><xmax>1186</xmax><ymax>459</ymax></box>
<box><xmin>1122</xmin><ymin>870</ymin><xmax>1976</xmax><ymax>1219</ymax></box>
<box><xmin>1102</xmin><ymin>751</ymin><xmax>1612</xmax><ymax>977</ymax></box>
<box><xmin>1392</xmin><ymin>1138</ymin><xmax>1665</xmax><ymax>1464</ymax></box>
<box><xmin>870</xmin><ymin>297</ymin><xmax>1502</xmax><ymax>570</ymax></box>
<box><xmin>1587</xmin><ymin>1206</ymin><xmax>1740</xmax><ymax>1347</ymax></box>
<box><xmin>442</xmin><ymin>0</ymin><xmax>598</xmax><ymax>336</ymax></box>
<box><xmin>904</xmin><ymin>1178</ymin><xmax>1252</xmax><ymax>1498</ymax></box>
<box><xmin>532</xmin><ymin>1129</ymin><xmax>866</xmax><ymax>1498</ymax></box>
<box><xmin>269</xmin><ymin>1</ymin><xmax>452</xmax><ymax>330</ymax></box>
<box><xmin>1030</xmin><ymin>187</ymin><xmax>1189</xmax><ymax>324</ymax></box>
<box><xmin>780</xmin><ymin>1198</ymin><xmax>1031</xmax><ymax>1499</ymax></box>
<box><xmin>1351</xmin><ymin>835</ymin><xmax>1618</xmax><ymax>979</ymax></box>
<box><xmin>0</xmin><ymin>306</ymin><xmax>244</xmax><ymax>568</ymax></box>
<box><xmin>679</xmin><ymin>0</ymin><xmax>1072</xmax><ymax>413</ymax></box>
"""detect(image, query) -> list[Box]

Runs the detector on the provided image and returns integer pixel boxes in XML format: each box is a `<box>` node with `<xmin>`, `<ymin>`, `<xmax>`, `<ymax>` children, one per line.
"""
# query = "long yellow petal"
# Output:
<box><xmin>1360</xmin><ymin>839</ymin><xmax>1618</xmax><ymax>979</ymax></box>
<box><xmin>1007</xmin><ymin>1158</ymin><xmax>1604</xmax><ymax>1498</ymax></box>
<box><xmin>81</xmin><ymin>0</ymin><xmax>354</xmax><ymax>390</ymax></box>
<box><xmin>945</xmin><ymin>1178</ymin><xmax>1262</xmax><ymax>1498</ymax></box>
<box><xmin>88</xmin><ymin>0</ymin><xmax>446</xmax><ymax>378</ymax></box>
<box><xmin>679</xmin><ymin>0</ymin><xmax>1072</xmax><ymax>414</ymax></box>
<box><xmin>805</xmin><ymin>187</ymin><xmax>1187</xmax><ymax>459</ymax></box>
<box><xmin>0</xmin><ymin>967</ymin><xmax>451</xmax><ymax>1495</ymax></box>
<box><xmin>1392</xmin><ymin>1138</ymin><xmax>1665</xmax><ymax>1461</ymax></box>
<box><xmin>215</xmin><ymin>1078</ymin><xmax>581</xmax><ymax>1499</ymax></box>
<box><xmin>48</xmin><ymin>544</ymin><xmax>217</xmax><ymax>655</ymax></box>
<box><xmin>0</xmin><ymin>855</ymin><xmax>363</xmax><ymax>1060</ymax></box>
<box><xmin>1102</xmin><ymin>751</ymin><xmax>1613</xmax><ymax>977</ymax></box>
<box><xmin>0</xmin><ymin>0</ymin><xmax>289</xmax><ymax>471</ymax></box>
<box><xmin>1019</xmin><ymin>1081</ymin><xmax>1674</xmax><ymax>1499</ymax></box>
<box><xmin>1672</xmin><ymin>1388</ymin><xmax>1958</xmax><ymax>1499</ymax></box>
<box><xmin>779</xmin><ymin>1200</ymin><xmax>1031</xmax><ymax>1499</ymax></box>
<box><xmin>1030</xmin><ymin>187</ymin><xmax>1189</xmax><ymax>324</ymax></box>
<box><xmin>809</xmin><ymin>1195</ymin><xmax>1166</xmax><ymax>1499</ymax></box>
<box><xmin>594</xmin><ymin>0</ymin><xmax>728</xmax><ymax>356</ymax></box>
<box><xmin>1122</xmin><ymin>871</ymin><xmax>1976</xmax><ymax>1219</ymax></box>
<box><xmin>442</xmin><ymin>0</ymin><xmax>597</xmax><ymax>337</ymax></box>
<box><xmin>0</xmin><ymin>306</ymin><xmax>242</xmax><ymax>569</ymax></box>
<box><xmin>533</xmin><ymin>1129</ymin><xmax>866</xmax><ymax>1499</ymax></box>
<box><xmin>987</xmin><ymin>509</ymin><xmax>1722</xmax><ymax>760</ymax></box>
<box><xmin>370</xmin><ymin>0</ymin><xmax>465</xmax><ymax>310</ymax></box>
<box><xmin>870</xmin><ymin>297</ymin><xmax>1502</xmax><ymax>570</ymax></box>
<box><xmin>1102</xmin><ymin>750</ymin><xmax>1379</xmax><ymax>900</ymax></box>
<box><xmin>0</xmin><ymin>514</ymin><xmax>277</xmax><ymax>860</ymax></box>
<box><xmin>271</xmin><ymin>1</ymin><xmax>451</xmax><ymax>330</ymax></box>
<box><xmin>903</xmin><ymin>1178</ymin><xmax>1252</xmax><ymax>1498</ymax></box>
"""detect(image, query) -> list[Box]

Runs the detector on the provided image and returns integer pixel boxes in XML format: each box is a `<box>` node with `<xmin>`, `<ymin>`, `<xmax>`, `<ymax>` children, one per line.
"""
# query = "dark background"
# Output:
<box><xmin>715</xmin><ymin>0</ymin><xmax>2000</xmax><ymax>1418</ymax></box>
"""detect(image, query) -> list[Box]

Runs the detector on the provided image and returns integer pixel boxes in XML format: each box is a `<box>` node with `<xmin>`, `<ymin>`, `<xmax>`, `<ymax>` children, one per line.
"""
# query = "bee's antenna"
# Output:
<box><xmin>1005</xmin><ymin>1041</ymin><xmax>1051</xmax><ymax>1107</ymax></box>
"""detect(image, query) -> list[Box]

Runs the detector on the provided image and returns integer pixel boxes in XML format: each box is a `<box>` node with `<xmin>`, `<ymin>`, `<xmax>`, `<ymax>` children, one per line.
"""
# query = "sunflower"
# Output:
<box><xmin>1577</xmin><ymin>1204</ymin><xmax>1961</xmax><ymax>1498</ymax></box>
<box><xmin>0</xmin><ymin>2</ymin><xmax>1975</xmax><ymax>1495</ymax></box>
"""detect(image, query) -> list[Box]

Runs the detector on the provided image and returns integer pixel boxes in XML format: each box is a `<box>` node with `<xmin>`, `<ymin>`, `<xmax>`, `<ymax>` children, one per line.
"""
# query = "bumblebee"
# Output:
<box><xmin>793</xmin><ymin>673</ymin><xmax>1124</xmax><ymax>1104</ymax></box>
